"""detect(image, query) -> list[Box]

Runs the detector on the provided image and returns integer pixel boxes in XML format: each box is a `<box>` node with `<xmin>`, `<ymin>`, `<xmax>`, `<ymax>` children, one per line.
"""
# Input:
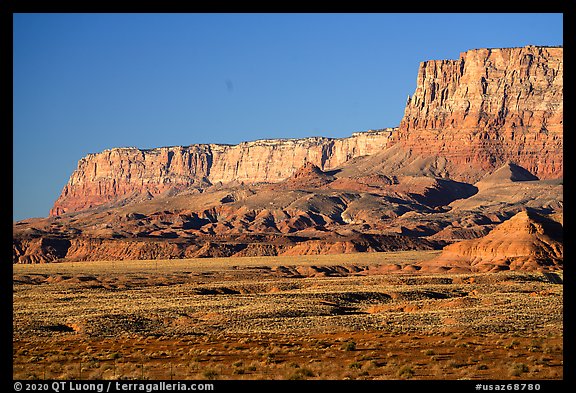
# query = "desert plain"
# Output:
<box><xmin>13</xmin><ymin>251</ymin><xmax>563</xmax><ymax>380</ymax></box>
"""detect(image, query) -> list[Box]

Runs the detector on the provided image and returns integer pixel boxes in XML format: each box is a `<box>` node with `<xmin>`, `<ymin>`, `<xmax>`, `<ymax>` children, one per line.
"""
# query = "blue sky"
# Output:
<box><xmin>13</xmin><ymin>13</ymin><xmax>563</xmax><ymax>220</ymax></box>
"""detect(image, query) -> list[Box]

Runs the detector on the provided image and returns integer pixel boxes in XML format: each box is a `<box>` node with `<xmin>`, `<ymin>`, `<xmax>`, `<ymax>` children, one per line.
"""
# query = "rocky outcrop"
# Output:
<box><xmin>418</xmin><ymin>210</ymin><xmax>563</xmax><ymax>273</ymax></box>
<box><xmin>267</xmin><ymin>162</ymin><xmax>335</xmax><ymax>190</ymax></box>
<box><xmin>13</xmin><ymin>237</ymin><xmax>71</xmax><ymax>264</ymax></box>
<box><xmin>50</xmin><ymin>129</ymin><xmax>395</xmax><ymax>216</ymax></box>
<box><xmin>398</xmin><ymin>45</ymin><xmax>563</xmax><ymax>182</ymax></box>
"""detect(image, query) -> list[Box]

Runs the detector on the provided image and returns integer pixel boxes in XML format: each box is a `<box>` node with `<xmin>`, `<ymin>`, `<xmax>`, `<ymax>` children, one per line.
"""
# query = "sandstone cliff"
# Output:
<box><xmin>50</xmin><ymin>129</ymin><xmax>395</xmax><ymax>216</ymax></box>
<box><xmin>50</xmin><ymin>46</ymin><xmax>562</xmax><ymax>217</ymax></box>
<box><xmin>397</xmin><ymin>45</ymin><xmax>563</xmax><ymax>182</ymax></box>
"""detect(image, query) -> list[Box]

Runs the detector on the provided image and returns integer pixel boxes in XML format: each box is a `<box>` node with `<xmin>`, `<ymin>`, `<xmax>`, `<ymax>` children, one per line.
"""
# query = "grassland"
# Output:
<box><xmin>13</xmin><ymin>251</ymin><xmax>563</xmax><ymax>380</ymax></box>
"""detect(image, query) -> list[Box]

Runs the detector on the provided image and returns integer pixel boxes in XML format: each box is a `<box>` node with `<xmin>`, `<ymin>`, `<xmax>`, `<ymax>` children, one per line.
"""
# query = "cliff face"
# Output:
<box><xmin>398</xmin><ymin>46</ymin><xmax>563</xmax><ymax>181</ymax></box>
<box><xmin>50</xmin><ymin>45</ymin><xmax>563</xmax><ymax>217</ymax></box>
<box><xmin>50</xmin><ymin>130</ymin><xmax>395</xmax><ymax>216</ymax></box>
<box><xmin>209</xmin><ymin>129</ymin><xmax>394</xmax><ymax>183</ymax></box>
<box><xmin>49</xmin><ymin>145</ymin><xmax>212</xmax><ymax>216</ymax></box>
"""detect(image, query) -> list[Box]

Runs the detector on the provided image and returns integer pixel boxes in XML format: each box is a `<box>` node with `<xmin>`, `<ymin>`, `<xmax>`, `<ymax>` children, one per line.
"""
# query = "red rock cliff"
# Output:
<box><xmin>50</xmin><ymin>130</ymin><xmax>395</xmax><ymax>216</ymax></box>
<box><xmin>397</xmin><ymin>45</ymin><xmax>563</xmax><ymax>181</ymax></box>
<box><xmin>50</xmin><ymin>46</ymin><xmax>563</xmax><ymax>217</ymax></box>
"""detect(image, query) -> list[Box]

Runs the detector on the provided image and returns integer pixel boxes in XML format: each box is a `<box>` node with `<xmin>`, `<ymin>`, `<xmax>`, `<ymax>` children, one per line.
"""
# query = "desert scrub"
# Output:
<box><xmin>357</xmin><ymin>353</ymin><xmax>376</xmax><ymax>361</ymax></box>
<box><xmin>535</xmin><ymin>356</ymin><xmax>553</xmax><ymax>366</ymax></box>
<box><xmin>505</xmin><ymin>340</ymin><xmax>521</xmax><ymax>349</ymax></box>
<box><xmin>342</xmin><ymin>341</ymin><xmax>356</xmax><ymax>351</ymax></box>
<box><xmin>348</xmin><ymin>361</ymin><xmax>362</xmax><ymax>370</ymax></box>
<box><xmin>397</xmin><ymin>365</ymin><xmax>415</xmax><ymax>379</ymax></box>
<box><xmin>202</xmin><ymin>369</ymin><xmax>218</xmax><ymax>380</ymax></box>
<box><xmin>528</xmin><ymin>344</ymin><xmax>542</xmax><ymax>352</ymax></box>
<box><xmin>264</xmin><ymin>353</ymin><xmax>281</xmax><ymax>364</ymax></box>
<box><xmin>287</xmin><ymin>367</ymin><xmax>315</xmax><ymax>380</ymax></box>
<box><xmin>448</xmin><ymin>360</ymin><xmax>468</xmax><ymax>369</ymax></box>
<box><xmin>314</xmin><ymin>340</ymin><xmax>331</xmax><ymax>349</ymax></box>
<box><xmin>510</xmin><ymin>363</ymin><xmax>529</xmax><ymax>377</ymax></box>
<box><xmin>370</xmin><ymin>360</ymin><xmax>387</xmax><ymax>368</ymax></box>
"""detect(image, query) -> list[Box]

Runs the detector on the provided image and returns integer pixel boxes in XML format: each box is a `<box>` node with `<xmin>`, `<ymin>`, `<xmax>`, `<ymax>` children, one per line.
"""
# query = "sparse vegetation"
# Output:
<box><xmin>510</xmin><ymin>363</ymin><xmax>529</xmax><ymax>377</ymax></box>
<box><xmin>287</xmin><ymin>367</ymin><xmax>315</xmax><ymax>380</ymax></box>
<box><xmin>448</xmin><ymin>360</ymin><xmax>468</xmax><ymax>369</ymax></box>
<box><xmin>342</xmin><ymin>341</ymin><xmax>357</xmax><ymax>352</ymax></box>
<box><xmin>398</xmin><ymin>366</ymin><xmax>415</xmax><ymax>379</ymax></box>
<box><xmin>202</xmin><ymin>369</ymin><xmax>218</xmax><ymax>380</ymax></box>
<box><xmin>505</xmin><ymin>340</ymin><xmax>521</xmax><ymax>349</ymax></box>
<box><xmin>12</xmin><ymin>254</ymin><xmax>563</xmax><ymax>380</ymax></box>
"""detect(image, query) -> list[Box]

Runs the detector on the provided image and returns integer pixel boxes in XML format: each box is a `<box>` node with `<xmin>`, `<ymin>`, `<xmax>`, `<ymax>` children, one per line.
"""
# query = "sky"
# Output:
<box><xmin>13</xmin><ymin>13</ymin><xmax>563</xmax><ymax>221</ymax></box>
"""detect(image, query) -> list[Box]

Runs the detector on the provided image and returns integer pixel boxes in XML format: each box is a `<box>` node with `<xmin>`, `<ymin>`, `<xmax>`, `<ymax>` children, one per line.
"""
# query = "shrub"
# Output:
<box><xmin>398</xmin><ymin>366</ymin><xmax>415</xmax><ymax>379</ymax></box>
<box><xmin>448</xmin><ymin>360</ymin><xmax>468</xmax><ymax>369</ymax></box>
<box><xmin>202</xmin><ymin>369</ymin><xmax>218</xmax><ymax>380</ymax></box>
<box><xmin>287</xmin><ymin>367</ymin><xmax>315</xmax><ymax>380</ymax></box>
<box><xmin>342</xmin><ymin>341</ymin><xmax>356</xmax><ymax>351</ymax></box>
<box><xmin>505</xmin><ymin>340</ymin><xmax>521</xmax><ymax>349</ymax></box>
<box><xmin>315</xmin><ymin>340</ymin><xmax>331</xmax><ymax>349</ymax></box>
<box><xmin>299</xmin><ymin>368</ymin><xmax>315</xmax><ymax>377</ymax></box>
<box><xmin>510</xmin><ymin>363</ymin><xmax>529</xmax><ymax>377</ymax></box>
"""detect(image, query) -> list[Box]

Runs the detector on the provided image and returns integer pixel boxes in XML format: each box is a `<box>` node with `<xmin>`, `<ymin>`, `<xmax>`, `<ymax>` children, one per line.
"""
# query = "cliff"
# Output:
<box><xmin>50</xmin><ymin>45</ymin><xmax>563</xmax><ymax>217</ymax></box>
<box><xmin>398</xmin><ymin>45</ymin><xmax>563</xmax><ymax>182</ymax></box>
<box><xmin>50</xmin><ymin>129</ymin><xmax>395</xmax><ymax>216</ymax></box>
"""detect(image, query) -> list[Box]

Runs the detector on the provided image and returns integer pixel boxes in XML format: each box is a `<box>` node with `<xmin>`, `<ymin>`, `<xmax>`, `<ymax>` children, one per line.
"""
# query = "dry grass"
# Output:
<box><xmin>13</xmin><ymin>250</ymin><xmax>440</xmax><ymax>275</ymax></box>
<box><xmin>13</xmin><ymin>251</ymin><xmax>563</xmax><ymax>380</ymax></box>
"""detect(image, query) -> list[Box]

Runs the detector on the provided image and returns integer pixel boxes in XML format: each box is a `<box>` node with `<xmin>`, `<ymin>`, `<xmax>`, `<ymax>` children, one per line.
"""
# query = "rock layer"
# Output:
<box><xmin>419</xmin><ymin>210</ymin><xmax>563</xmax><ymax>273</ymax></box>
<box><xmin>51</xmin><ymin>46</ymin><xmax>562</xmax><ymax>217</ymax></box>
<box><xmin>50</xmin><ymin>130</ymin><xmax>395</xmax><ymax>216</ymax></box>
<box><xmin>398</xmin><ymin>45</ymin><xmax>563</xmax><ymax>182</ymax></box>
